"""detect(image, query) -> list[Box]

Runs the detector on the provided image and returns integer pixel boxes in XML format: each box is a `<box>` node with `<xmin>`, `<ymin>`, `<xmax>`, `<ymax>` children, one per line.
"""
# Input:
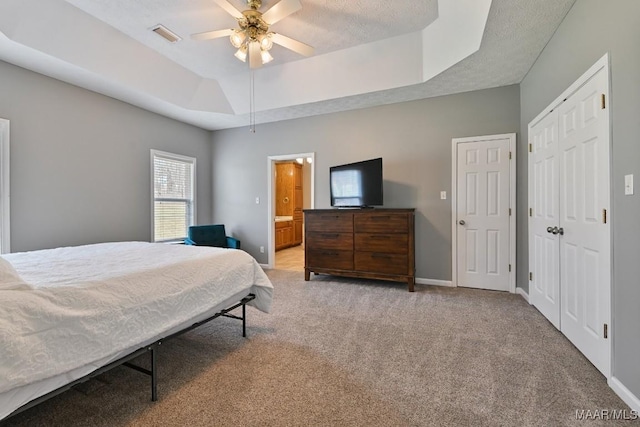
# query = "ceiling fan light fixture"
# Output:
<box><xmin>261</xmin><ymin>50</ymin><xmax>274</xmax><ymax>64</ymax></box>
<box><xmin>195</xmin><ymin>0</ymin><xmax>313</xmax><ymax>132</ymax></box>
<box><xmin>260</xmin><ymin>33</ymin><xmax>273</xmax><ymax>51</ymax></box>
<box><xmin>230</xmin><ymin>30</ymin><xmax>246</xmax><ymax>48</ymax></box>
<box><xmin>234</xmin><ymin>46</ymin><xmax>248</xmax><ymax>62</ymax></box>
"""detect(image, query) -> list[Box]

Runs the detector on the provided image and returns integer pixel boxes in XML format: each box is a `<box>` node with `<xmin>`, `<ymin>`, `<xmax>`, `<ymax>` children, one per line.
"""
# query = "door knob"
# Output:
<box><xmin>459</xmin><ymin>220</ymin><xmax>466</xmax><ymax>225</ymax></box>
<box><xmin>550</xmin><ymin>226</ymin><xmax>559</xmax><ymax>235</ymax></box>
<box><xmin>547</xmin><ymin>226</ymin><xmax>554</xmax><ymax>233</ymax></box>
<box><xmin>558</xmin><ymin>227</ymin><xmax>564</xmax><ymax>235</ymax></box>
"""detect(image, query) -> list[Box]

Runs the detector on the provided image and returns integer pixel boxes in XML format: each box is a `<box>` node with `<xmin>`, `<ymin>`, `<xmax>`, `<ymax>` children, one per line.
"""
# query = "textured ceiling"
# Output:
<box><xmin>65</xmin><ymin>0</ymin><xmax>439</xmax><ymax>79</ymax></box>
<box><xmin>0</xmin><ymin>0</ymin><xmax>576</xmax><ymax>130</ymax></box>
<box><xmin>239</xmin><ymin>0</ymin><xmax>578</xmax><ymax>127</ymax></box>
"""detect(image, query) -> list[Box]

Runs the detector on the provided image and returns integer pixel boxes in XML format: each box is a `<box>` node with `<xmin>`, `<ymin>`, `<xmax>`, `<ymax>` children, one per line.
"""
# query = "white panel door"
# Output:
<box><xmin>456</xmin><ymin>138</ymin><xmax>511</xmax><ymax>291</ymax></box>
<box><xmin>528</xmin><ymin>57</ymin><xmax>611</xmax><ymax>378</ymax></box>
<box><xmin>529</xmin><ymin>112</ymin><xmax>561</xmax><ymax>328</ymax></box>
<box><xmin>557</xmin><ymin>67</ymin><xmax>610</xmax><ymax>378</ymax></box>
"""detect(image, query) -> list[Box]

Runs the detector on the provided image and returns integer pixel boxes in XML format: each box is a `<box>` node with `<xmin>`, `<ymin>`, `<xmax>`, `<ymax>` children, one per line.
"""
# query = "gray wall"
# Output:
<box><xmin>212</xmin><ymin>85</ymin><xmax>520</xmax><ymax>279</ymax></box>
<box><xmin>520</xmin><ymin>0</ymin><xmax>640</xmax><ymax>399</ymax></box>
<box><xmin>0</xmin><ymin>60</ymin><xmax>212</xmax><ymax>252</ymax></box>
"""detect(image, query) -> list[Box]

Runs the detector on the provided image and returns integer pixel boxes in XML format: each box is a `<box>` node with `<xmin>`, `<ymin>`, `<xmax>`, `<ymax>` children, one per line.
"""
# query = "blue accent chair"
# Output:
<box><xmin>184</xmin><ymin>225</ymin><xmax>241</xmax><ymax>249</ymax></box>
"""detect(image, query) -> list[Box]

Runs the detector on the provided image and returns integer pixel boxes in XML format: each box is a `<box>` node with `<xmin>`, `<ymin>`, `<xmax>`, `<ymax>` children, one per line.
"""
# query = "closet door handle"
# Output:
<box><xmin>558</xmin><ymin>227</ymin><xmax>564</xmax><ymax>236</ymax></box>
<box><xmin>547</xmin><ymin>227</ymin><xmax>554</xmax><ymax>233</ymax></box>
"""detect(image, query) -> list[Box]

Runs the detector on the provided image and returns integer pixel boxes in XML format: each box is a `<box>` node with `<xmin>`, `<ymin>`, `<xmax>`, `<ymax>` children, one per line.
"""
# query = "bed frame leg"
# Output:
<box><xmin>242</xmin><ymin>303</ymin><xmax>247</xmax><ymax>338</ymax></box>
<box><xmin>150</xmin><ymin>346</ymin><xmax>157</xmax><ymax>402</ymax></box>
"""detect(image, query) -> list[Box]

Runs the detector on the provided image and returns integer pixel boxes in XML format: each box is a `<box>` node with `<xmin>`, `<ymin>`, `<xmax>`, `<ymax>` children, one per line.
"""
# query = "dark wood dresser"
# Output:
<box><xmin>304</xmin><ymin>209</ymin><xmax>415</xmax><ymax>291</ymax></box>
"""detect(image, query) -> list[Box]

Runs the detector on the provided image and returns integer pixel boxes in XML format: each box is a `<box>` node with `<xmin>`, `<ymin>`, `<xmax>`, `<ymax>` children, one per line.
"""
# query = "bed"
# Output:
<box><xmin>0</xmin><ymin>241</ymin><xmax>273</xmax><ymax>420</ymax></box>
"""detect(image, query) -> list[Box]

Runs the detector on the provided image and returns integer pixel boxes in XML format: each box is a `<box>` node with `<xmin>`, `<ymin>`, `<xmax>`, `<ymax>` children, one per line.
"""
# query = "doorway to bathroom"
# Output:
<box><xmin>267</xmin><ymin>152</ymin><xmax>315</xmax><ymax>270</ymax></box>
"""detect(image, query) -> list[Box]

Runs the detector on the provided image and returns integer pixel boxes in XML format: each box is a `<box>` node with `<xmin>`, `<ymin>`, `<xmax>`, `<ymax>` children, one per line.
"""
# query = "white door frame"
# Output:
<box><xmin>266</xmin><ymin>152</ymin><xmax>315</xmax><ymax>269</ymax></box>
<box><xmin>0</xmin><ymin>118</ymin><xmax>10</xmax><ymax>254</ymax></box>
<box><xmin>451</xmin><ymin>133</ymin><xmax>517</xmax><ymax>292</ymax></box>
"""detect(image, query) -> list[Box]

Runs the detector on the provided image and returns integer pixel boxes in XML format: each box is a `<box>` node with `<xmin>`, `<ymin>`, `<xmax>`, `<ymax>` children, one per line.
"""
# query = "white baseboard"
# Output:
<box><xmin>516</xmin><ymin>287</ymin><xmax>530</xmax><ymax>303</ymax></box>
<box><xmin>609</xmin><ymin>377</ymin><xmax>640</xmax><ymax>412</ymax></box>
<box><xmin>416</xmin><ymin>278</ymin><xmax>455</xmax><ymax>287</ymax></box>
<box><xmin>259</xmin><ymin>263</ymin><xmax>271</xmax><ymax>270</ymax></box>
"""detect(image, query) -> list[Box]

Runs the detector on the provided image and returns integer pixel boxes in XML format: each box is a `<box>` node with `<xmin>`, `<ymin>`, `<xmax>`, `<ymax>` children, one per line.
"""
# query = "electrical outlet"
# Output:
<box><xmin>255</xmin><ymin>197</ymin><xmax>260</xmax><ymax>204</ymax></box>
<box><xmin>440</xmin><ymin>191</ymin><xmax>447</xmax><ymax>200</ymax></box>
<box><xmin>259</xmin><ymin>246</ymin><xmax>264</xmax><ymax>253</ymax></box>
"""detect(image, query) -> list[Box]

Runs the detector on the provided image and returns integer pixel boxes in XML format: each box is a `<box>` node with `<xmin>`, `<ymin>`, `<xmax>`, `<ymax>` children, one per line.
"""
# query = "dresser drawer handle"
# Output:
<box><xmin>370</xmin><ymin>216</ymin><xmax>391</xmax><ymax>221</ymax></box>
<box><xmin>370</xmin><ymin>235</ymin><xmax>390</xmax><ymax>239</ymax></box>
<box><xmin>322</xmin><ymin>234</ymin><xmax>340</xmax><ymax>239</ymax></box>
<box><xmin>371</xmin><ymin>254</ymin><xmax>391</xmax><ymax>259</ymax></box>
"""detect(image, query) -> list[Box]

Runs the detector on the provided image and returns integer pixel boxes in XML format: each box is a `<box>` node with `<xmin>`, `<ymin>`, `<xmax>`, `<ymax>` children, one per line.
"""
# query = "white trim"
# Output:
<box><xmin>451</xmin><ymin>133</ymin><xmax>517</xmax><ymax>292</ymax></box>
<box><xmin>150</xmin><ymin>149</ymin><xmax>197</xmax><ymax>243</ymax></box>
<box><xmin>259</xmin><ymin>263</ymin><xmax>270</xmax><ymax>270</ymax></box>
<box><xmin>609</xmin><ymin>377</ymin><xmax>640</xmax><ymax>412</ymax></box>
<box><xmin>0</xmin><ymin>119</ymin><xmax>9</xmax><ymax>254</ymax></box>
<box><xmin>267</xmin><ymin>152</ymin><xmax>315</xmax><ymax>269</ymax></box>
<box><xmin>416</xmin><ymin>278</ymin><xmax>454</xmax><ymax>287</ymax></box>
<box><xmin>516</xmin><ymin>287</ymin><xmax>530</xmax><ymax>303</ymax></box>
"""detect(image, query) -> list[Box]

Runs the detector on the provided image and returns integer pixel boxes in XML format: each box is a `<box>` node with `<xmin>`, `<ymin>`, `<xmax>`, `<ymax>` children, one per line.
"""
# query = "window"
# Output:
<box><xmin>151</xmin><ymin>150</ymin><xmax>196</xmax><ymax>242</ymax></box>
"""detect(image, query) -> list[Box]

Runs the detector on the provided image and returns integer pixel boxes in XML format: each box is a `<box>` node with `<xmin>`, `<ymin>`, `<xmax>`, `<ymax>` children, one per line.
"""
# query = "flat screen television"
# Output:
<box><xmin>330</xmin><ymin>157</ymin><xmax>383</xmax><ymax>207</ymax></box>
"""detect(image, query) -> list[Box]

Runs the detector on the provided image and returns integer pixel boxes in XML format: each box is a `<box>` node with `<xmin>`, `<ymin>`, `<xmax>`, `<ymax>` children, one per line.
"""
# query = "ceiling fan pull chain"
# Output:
<box><xmin>250</xmin><ymin>70</ymin><xmax>256</xmax><ymax>133</ymax></box>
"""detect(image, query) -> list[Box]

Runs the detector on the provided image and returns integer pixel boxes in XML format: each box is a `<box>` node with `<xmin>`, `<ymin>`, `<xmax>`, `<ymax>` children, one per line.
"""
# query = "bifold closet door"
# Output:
<box><xmin>528</xmin><ymin>63</ymin><xmax>610</xmax><ymax>378</ymax></box>
<box><xmin>529</xmin><ymin>113</ymin><xmax>560</xmax><ymax>329</ymax></box>
<box><xmin>557</xmin><ymin>68</ymin><xmax>610</xmax><ymax>378</ymax></box>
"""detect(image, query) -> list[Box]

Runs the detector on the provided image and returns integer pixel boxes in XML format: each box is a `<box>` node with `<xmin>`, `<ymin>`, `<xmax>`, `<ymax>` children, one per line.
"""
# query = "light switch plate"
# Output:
<box><xmin>624</xmin><ymin>174</ymin><xmax>634</xmax><ymax>195</ymax></box>
<box><xmin>440</xmin><ymin>191</ymin><xmax>447</xmax><ymax>200</ymax></box>
<box><xmin>255</xmin><ymin>197</ymin><xmax>260</xmax><ymax>204</ymax></box>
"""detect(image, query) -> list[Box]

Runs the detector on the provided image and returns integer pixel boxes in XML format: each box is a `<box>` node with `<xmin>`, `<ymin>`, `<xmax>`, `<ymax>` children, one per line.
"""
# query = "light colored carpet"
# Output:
<box><xmin>3</xmin><ymin>271</ymin><xmax>631</xmax><ymax>426</ymax></box>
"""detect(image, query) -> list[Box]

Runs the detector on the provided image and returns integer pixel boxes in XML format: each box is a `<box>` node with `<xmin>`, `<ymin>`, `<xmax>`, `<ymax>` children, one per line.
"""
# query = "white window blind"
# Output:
<box><xmin>151</xmin><ymin>150</ymin><xmax>196</xmax><ymax>242</ymax></box>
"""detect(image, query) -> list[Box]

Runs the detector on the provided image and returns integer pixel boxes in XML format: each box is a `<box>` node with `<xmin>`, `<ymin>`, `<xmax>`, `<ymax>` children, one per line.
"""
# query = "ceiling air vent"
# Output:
<box><xmin>151</xmin><ymin>25</ymin><xmax>182</xmax><ymax>43</ymax></box>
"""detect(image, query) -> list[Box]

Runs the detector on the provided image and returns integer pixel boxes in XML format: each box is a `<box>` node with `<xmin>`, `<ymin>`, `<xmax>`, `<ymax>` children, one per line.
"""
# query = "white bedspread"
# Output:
<box><xmin>0</xmin><ymin>242</ymin><xmax>273</xmax><ymax>397</ymax></box>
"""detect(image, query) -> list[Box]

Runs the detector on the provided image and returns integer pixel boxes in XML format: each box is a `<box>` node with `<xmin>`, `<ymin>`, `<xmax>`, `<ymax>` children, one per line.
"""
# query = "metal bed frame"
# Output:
<box><xmin>4</xmin><ymin>293</ymin><xmax>256</xmax><ymax>421</ymax></box>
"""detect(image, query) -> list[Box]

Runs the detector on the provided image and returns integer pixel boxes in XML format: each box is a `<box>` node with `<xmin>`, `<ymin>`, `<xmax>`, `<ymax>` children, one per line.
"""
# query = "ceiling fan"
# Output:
<box><xmin>192</xmin><ymin>0</ymin><xmax>314</xmax><ymax>69</ymax></box>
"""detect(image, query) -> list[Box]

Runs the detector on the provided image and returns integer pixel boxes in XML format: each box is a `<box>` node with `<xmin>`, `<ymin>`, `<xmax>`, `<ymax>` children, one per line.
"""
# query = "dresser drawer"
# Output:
<box><xmin>355</xmin><ymin>252</ymin><xmax>408</xmax><ymax>275</ymax></box>
<box><xmin>306</xmin><ymin>232</ymin><xmax>353</xmax><ymax>250</ymax></box>
<box><xmin>305</xmin><ymin>212</ymin><xmax>353</xmax><ymax>232</ymax></box>
<box><xmin>307</xmin><ymin>249</ymin><xmax>354</xmax><ymax>270</ymax></box>
<box><xmin>355</xmin><ymin>233</ymin><xmax>408</xmax><ymax>254</ymax></box>
<box><xmin>354</xmin><ymin>213</ymin><xmax>408</xmax><ymax>234</ymax></box>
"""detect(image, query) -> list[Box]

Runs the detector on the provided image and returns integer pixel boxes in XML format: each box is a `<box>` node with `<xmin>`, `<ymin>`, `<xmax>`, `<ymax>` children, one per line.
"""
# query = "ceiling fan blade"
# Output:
<box><xmin>271</xmin><ymin>33</ymin><xmax>314</xmax><ymax>57</ymax></box>
<box><xmin>262</xmin><ymin>0</ymin><xmax>302</xmax><ymax>24</ymax></box>
<box><xmin>191</xmin><ymin>28</ymin><xmax>235</xmax><ymax>41</ymax></box>
<box><xmin>248</xmin><ymin>41</ymin><xmax>263</xmax><ymax>69</ymax></box>
<box><xmin>212</xmin><ymin>0</ymin><xmax>244</xmax><ymax>19</ymax></box>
